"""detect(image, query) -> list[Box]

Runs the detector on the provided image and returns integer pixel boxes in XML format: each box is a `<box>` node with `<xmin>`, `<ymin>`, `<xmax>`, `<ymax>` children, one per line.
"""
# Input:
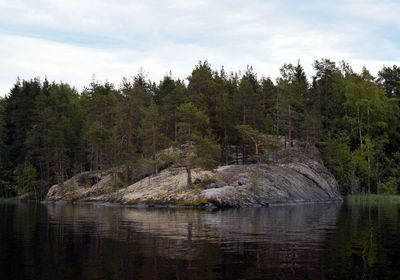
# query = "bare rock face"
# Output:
<box><xmin>44</xmin><ymin>151</ymin><xmax>342</xmax><ymax>207</ymax></box>
<box><xmin>45</xmin><ymin>171</ymin><xmax>115</xmax><ymax>201</ymax></box>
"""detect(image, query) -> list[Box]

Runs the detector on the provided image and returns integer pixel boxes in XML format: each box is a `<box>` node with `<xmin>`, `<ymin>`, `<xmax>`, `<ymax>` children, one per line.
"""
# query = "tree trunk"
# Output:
<box><xmin>235</xmin><ymin>147</ymin><xmax>238</xmax><ymax>164</ymax></box>
<box><xmin>357</xmin><ymin>105</ymin><xmax>363</xmax><ymax>149</ymax></box>
<box><xmin>186</xmin><ymin>125</ymin><xmax>193</xmax><ymax>187</ymax></box>
<box><xmin>46</xmin><ymin>144</ymin><xmax>50</xmax><ymax>188</ymax></box>
<box><xmin>188</xmin><ymin>135</ymin><xmax>192</xmax><ymax>155</ymax></box>
<box><xmin>288</xmin><ymin>118</ymin><xmax>293</xmax><ymax>147</ymax></box>
<box><xmin>242</xmin><ymin>144</ymin><xmax>246</xmax><ymax>165</ymax></box>
<box><xmin>128</xmin><ymin>102</ymin><xmax>134</xmax><ymax>148</ymax></box>
<box><xmin>152</xmin><ymin>128</ymin><xmax>157</xmax><ymax>174</ymax></box>
<box><xmin>174</xmin><ymin>111</ymin><xmax>178</xmax><ymax>142</ymax></box>
<box><xmin>284</xmin><ymin>134</ymin><xmax>287</xmax><ymax>150</ymax></box>
<box><xmin>186</xmin><ymin>167</ymin><xmax>192</xmax><ymax>187</ymax></box>
<box><xmin>367</xmin><ymin>154</ymin><xmax>371</xmax><ymax>193</ymax></box>
<box><xmin>60</xmin><ymin>146</ymin><xmax>64</xmax><ymax>184</ymax></box>
<box><xmin>224</xmin><ymin>129</ymin><xmax>228</xmax><ymax>165</ymax></box>
<box><xmin>242</xmin><ymin>105</ymin><xmax>246</xmax><ymax>124</ymax></box>
<box><xmin>125</xmin><ymin>165</ymin><xmax>131</xmax><ymax>182</ymax></box>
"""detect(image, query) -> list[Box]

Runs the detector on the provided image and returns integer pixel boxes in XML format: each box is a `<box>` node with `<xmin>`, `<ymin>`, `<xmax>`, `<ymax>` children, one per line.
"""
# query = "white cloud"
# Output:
<box><xmin>0</xmin><ymin>0</ymin><xmax>399</xmax><ymax>94</ymax></box>
<box><xmin>341</xmin><ymin>0</ymin><xmax>400</xmax><ymax>24</ymax></box>
<box><xmin>0</xmin><ymin>34</ymin><xmax>139</xmax><ymax>94</ymax></box>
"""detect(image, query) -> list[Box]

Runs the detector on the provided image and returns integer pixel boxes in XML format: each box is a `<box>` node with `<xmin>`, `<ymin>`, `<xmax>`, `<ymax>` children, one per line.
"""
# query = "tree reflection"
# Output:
<box><xmin>4</xmin><ymin>202</ymin><xmax>400</xmax><ymax>280</ymax></box>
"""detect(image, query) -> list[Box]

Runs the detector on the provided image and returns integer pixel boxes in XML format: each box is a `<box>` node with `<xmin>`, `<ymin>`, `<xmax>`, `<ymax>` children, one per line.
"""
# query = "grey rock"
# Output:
<box><xmin>44</xmin><ymin>149</ymin><xmax>342</xmax><ymax>208</ymax></box>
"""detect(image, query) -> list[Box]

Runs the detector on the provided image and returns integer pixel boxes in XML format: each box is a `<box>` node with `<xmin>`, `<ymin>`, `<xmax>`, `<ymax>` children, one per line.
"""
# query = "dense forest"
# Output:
<box><xmin>0</xmin><ymin>59</ymin><xmax>399</xmax><ymax>199</ymax></box>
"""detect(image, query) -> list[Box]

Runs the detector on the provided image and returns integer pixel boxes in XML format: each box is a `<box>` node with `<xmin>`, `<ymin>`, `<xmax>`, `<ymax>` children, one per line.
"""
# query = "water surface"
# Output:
<box><xmin>1</xmin><ymin>201</ymin><xmax>399</xmax><ymax>279</ymax></box>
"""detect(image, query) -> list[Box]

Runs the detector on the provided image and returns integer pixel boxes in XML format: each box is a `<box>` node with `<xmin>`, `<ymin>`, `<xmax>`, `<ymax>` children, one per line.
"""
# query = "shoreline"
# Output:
<box><xmin>39</xmin><ymin>198</ymin><xmax>344</xmax><ymax>210</ymax></box>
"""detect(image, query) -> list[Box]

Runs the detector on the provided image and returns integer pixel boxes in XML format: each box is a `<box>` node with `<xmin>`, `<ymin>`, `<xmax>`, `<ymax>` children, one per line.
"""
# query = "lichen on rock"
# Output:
<box><xmin>44</xmin><ymin>151</ymin><xmax>342</xmax><ymax>208</ymax></box>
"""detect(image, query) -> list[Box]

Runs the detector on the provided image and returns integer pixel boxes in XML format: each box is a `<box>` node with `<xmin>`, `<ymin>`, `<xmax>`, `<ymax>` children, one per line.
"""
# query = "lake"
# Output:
<box><xmin>1</xmin><ymin>201</ymin><xmax>399</xmax><ymax>280</ymax></box>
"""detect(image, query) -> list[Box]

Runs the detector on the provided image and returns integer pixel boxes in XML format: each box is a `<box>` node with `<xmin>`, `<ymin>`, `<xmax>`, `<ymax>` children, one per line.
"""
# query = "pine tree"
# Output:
<box><xmin>236</xmin><ymin>125</ymin><xmax>281</xmax><ymax>163</ymax></box>
<box><xmin>118</xmin><ymin>74</ymin><xmax>152</xmax><ymax>181</ymax></box>
<box><xmin>139</xmin><ymin>101</ymin><xmax>167</xmax><ymax>175</ymax></box>
<box><xmin>83</xmin><ymin>79</ymin><xmax>120</xmax><ymax>176</ymax></box>
<box><xmin>276</xmin><ymin>62</ymin><xmax>307</xmax><ymax>148</ymax></box>
<box><xmin>156</xmin><ymin>76</ymin><xmax>187</xmax><ymax>142</ymax></box>
<box><xmin>174</xmin><ymin>103</ymin><xmax>220</xmax><ymax>187</ymax></box>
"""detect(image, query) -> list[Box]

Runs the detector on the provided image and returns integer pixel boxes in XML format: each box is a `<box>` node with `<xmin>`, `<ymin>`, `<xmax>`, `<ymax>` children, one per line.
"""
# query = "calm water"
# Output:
<box><xmin>1</xmin><ymin>201</ymin><xmax>400</xmax><ymax>280</ymax></box>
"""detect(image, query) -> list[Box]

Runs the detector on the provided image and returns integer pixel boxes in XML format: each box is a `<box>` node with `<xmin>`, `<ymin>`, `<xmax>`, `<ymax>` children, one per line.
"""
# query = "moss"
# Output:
<box><xmin>115</xmin><ymin>181</ymin><xmax>130</xmax><ymax>189</ymax></box>
<box><xmin>62</xmin><ymin>184</ymin><xmax>75</xmax><ymax>193</ymax></box>
<box><xmin>124</xmin><ymin>197</ymin><xmax>211</xmax><ymax>207</ymax></box>
<box><xmin>192</xmin><ymin>185</ymin><xmax>203</xmax><ymax>195</ymax></box>
<box><xmin>78</xmin><ymin>197</ymin><xmax>95</xmax><ymax>202</ymax></box>
<box><xmin>144</xmin><ymin>199</ymin><xmax>168</xmax><ymax>205</ymax></box>
<box><xmin>193</xmin><ymin>174</ymin><xmax>217</xmax><ymax>188</ymax></box>
<box><xmin>64</xmin><ymin>191</ymin><xmax>77</xmax><ymax>201</ymax></box>
<box><xmin>102</xmin><ymin>185</ymin><xmax>117</xmax><ymax>194</ymax></box>
<box><xmin>378</xmin><ymin>177</ymin><xmax>398</xmax><ymax>194</ymax></box>
<box><xmin>249</xmin><ymin>169</ymin><xmax>260</xmax><ymax>191</ymax></box>
<box><xmin>181</xmin><ymin>199</ymin><xmax>211</xmax><ymax>207</ymax></box>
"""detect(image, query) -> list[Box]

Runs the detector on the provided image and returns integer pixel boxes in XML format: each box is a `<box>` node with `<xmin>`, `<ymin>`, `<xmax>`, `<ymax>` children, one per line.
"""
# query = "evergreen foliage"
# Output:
<box><xmin>0</xmin><ymin>60</ymin><xmax>399</xmax><ymax>197</ymax></box>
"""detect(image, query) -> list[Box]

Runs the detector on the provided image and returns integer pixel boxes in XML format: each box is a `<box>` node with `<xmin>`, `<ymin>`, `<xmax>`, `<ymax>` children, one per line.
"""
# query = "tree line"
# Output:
<box><xmin>0</xmin><ymin>60</ymin><xmax>399</xmax><ymax>198</ymax></box>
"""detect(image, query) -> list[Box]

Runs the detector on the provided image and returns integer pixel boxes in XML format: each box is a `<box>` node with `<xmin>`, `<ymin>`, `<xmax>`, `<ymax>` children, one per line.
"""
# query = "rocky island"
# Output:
<box><xmin>45</xmin><ymin>149</ymin><xmax>342</xmax><ymax>208</ymax></box>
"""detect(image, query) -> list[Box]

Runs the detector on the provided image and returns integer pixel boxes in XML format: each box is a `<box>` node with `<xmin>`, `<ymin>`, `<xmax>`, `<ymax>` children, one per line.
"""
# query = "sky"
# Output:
<box><xmin>0</xmin><ymin>0</ymin><xmax>399</xmax><ymax>95</ymax></box>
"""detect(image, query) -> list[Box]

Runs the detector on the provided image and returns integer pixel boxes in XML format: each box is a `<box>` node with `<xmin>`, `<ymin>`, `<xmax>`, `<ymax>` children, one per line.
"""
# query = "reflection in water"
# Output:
<box><xmin>0</xmin><ymin>201</ymin><xmax>399</xmax><ymax>279</ymax></box>
<box><xmin>46</xmin><ymin>203</ymin><xmax>341</xmax><ymax>262</ymax></box>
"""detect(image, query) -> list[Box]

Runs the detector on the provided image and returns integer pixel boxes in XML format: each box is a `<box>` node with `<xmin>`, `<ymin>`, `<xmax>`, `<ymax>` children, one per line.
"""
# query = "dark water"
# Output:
<box><xmin>1</xmin><ymin>201</ymin><xmax>400</xmax><ymax>280</ymax></box>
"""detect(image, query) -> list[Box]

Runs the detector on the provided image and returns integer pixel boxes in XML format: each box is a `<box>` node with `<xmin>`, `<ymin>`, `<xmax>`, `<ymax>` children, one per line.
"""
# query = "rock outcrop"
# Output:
<box><xmin>44</xmin><ymin>150</ymin><xmax>342</xmax><ymax>208</ymax></box>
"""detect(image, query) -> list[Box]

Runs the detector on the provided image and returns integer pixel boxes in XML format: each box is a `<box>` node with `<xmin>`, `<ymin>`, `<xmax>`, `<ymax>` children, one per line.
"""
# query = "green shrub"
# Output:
<box><xmin>192</xmin><ymin>184</ymin><xmax>203</xmax><ymax>195</ymax></box>
<box><xmin>347</xmin><ymin>194</ymin><xmax>400</xmax><ymax>204</ymax></box>
<box><xmin>102</xmin><ymin>185</ymin><xmax>116</xmax><ymax>194</ymax></box>
<box><xmin>62</xmin><ymin>184</ymin><xmax>75</xmax><ymax>193</ymax></box>
<box><xmin>193</xmin><ymin>174</ymin><xmax>217</xmax><ymax>188</ymax></box>
<box><xmin>378</xmin><ymin>177</ymin><xmax>398</xmax><ymax>195</ymax></box>
<box><xmin>249</xmin><ymin>169</ymin><xmax>260</xmax><ymax>191</ymax></box>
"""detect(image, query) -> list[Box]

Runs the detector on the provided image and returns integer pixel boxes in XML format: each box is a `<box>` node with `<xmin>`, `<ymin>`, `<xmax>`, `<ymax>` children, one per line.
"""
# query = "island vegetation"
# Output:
<box><xmin>0</xmin><ymin>59</ymin><xmax>398</xmax><ymax>200</ymax></box>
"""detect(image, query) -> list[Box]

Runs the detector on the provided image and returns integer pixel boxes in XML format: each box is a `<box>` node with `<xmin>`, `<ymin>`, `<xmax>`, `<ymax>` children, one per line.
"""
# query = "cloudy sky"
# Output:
<box><xmin>0</xmin><ymin>0</ymin><xmax>399</xmax><ymax>95</ymax></box>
